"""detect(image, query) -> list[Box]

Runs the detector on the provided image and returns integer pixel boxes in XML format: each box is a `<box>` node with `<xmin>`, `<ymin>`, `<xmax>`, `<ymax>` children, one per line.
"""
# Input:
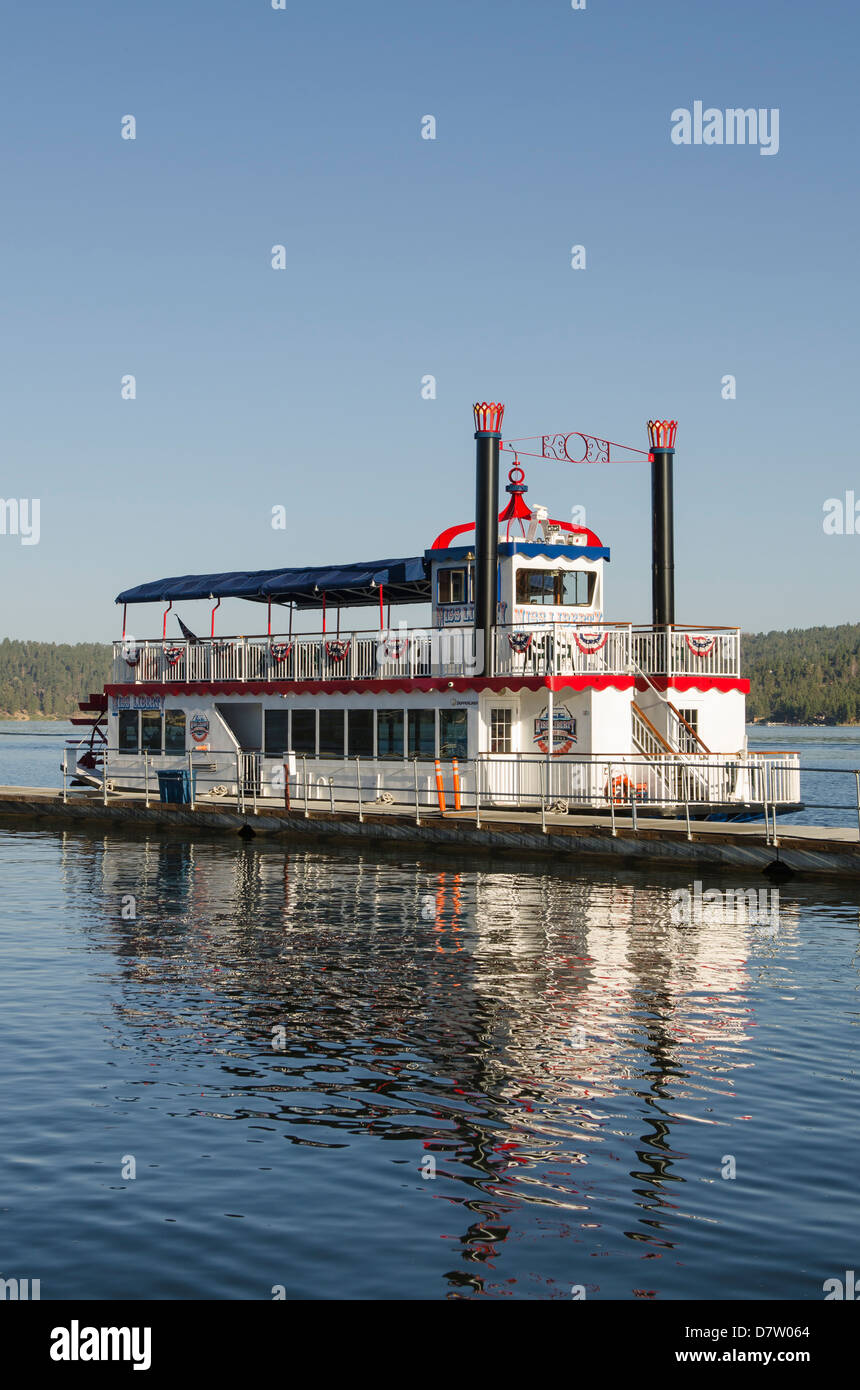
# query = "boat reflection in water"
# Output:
<box><xmin>51</xmin><ymin>831</ymin><xmax>856</xmax><ymax>1299</ymax></box>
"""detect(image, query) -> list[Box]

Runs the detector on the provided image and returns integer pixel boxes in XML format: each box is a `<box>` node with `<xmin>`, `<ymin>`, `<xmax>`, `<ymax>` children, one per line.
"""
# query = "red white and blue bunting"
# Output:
<box><xmin>383</xmin><ymin>637</ymin><xmax>409</xmax><ymax>659</ymax></box>
<box><xmin>269</xmin><ymin>641</ymin><xmax>294</xmax><ymax>663</ymax></box>
<box><xmin>163</xmin><ymin>645</ymin><xmax>185</xmax><ymax>667</ymax></box>
<box><xmin>685</xmin><ymin>634</ymin><xmax>717</xmax><ymax>658</ymax></box>
<box><xmin>325</xmin><ymin>639</ymin><xmax>351</xmax><ymax>663</ymax></box>
<box><xmin>508</xmin><ymin>632</ymin><xmax>533</xmax><ymax>654</ymax></box>
<box><xmin>573</xmin><ymin>629</ymin><xmax>608</xmax><ymax>654</ymax></box>
<box><xmin>123</xmin><ymin>647</ymin><xmax>140</xmax><ymax>667</ymax></box>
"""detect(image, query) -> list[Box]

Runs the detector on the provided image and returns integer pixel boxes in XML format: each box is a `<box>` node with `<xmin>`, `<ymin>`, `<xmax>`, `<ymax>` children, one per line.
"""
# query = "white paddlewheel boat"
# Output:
<box><xmin>69</xmin><ymin>406</ymin><xmax>800</xmax><ymax>822</ymax></box>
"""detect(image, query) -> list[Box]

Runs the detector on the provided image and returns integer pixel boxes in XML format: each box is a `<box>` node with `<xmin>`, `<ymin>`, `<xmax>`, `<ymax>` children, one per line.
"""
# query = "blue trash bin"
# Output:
<box><xmin>157</xmin><ymin>770</ymin><xmax>195</xmax><ymax>804</ymax></box>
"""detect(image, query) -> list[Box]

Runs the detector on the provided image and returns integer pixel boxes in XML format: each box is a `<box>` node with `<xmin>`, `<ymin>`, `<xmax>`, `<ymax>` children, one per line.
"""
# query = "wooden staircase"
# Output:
<box><xmin>631</xmin><ymin>699</ymin><xmax>715</xmax><ymax>806</ymax></box>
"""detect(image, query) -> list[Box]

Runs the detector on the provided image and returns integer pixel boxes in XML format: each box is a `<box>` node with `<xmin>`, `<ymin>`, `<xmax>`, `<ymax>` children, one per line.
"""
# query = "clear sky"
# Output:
<box><xmin>1</xmin><ymin>0</ymin><xmax>857</xmax><ymax>642</ymax></box>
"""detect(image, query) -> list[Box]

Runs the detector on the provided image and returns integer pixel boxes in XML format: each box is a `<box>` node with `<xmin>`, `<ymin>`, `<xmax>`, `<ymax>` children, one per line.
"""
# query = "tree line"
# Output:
<box><xmin>744</xmin><ymin>624</ymin><xmax>860</xmax><ymax>724</ymax></box>
<box><xmin>0</xmin><ymin>639</ymin><xmax>112</xmax><ymax>718</ymax></box>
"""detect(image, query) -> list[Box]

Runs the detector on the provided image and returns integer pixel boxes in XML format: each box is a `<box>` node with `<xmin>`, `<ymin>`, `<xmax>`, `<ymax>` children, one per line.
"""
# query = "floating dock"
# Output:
<box><xmin>2</xmin><ymin>786</ymin><xmax>859</xmax><ymax>881</ymax></box>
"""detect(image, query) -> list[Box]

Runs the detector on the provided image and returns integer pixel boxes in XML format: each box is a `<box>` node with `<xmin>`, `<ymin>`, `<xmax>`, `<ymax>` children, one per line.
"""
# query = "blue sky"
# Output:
<box><xmin>1</xmin><ymin>0</ymin><xmax>857</xmax><ymax>641</ymax></box>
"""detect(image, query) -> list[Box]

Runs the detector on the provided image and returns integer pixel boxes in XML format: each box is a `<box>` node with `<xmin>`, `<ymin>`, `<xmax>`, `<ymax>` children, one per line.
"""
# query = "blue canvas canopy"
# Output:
<box><xmin>116</xmin><ymin>557</ymin><xmax>430</xmax><ymax>610</ymax></box>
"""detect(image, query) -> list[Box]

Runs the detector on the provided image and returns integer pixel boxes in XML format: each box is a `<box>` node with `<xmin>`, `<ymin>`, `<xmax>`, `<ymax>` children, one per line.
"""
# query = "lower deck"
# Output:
<box><xmin>82</xmin><ymin>684</ymin><xmax>801</xmax><ymax>814</ymax></box>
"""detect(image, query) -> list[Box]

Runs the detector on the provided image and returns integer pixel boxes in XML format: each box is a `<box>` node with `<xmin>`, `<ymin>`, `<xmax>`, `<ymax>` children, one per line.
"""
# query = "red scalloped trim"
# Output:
<box><xmin>105</xmin><ymin>674</ymin><xmax>638</xmax><ymax>698</ymax></box>
<box><xmin>635</xmin><ymin>676</ymin><xmax>749</xmax><ymax>694</ymax></box>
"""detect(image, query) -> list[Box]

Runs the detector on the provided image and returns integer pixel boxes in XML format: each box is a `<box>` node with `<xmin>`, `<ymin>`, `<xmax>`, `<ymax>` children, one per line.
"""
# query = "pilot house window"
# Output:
<box><xmin>515</xmin><ymin>568</ymin><xmax>594</xmax><ymax>606</ymax></box>
<box><xmin>437</xmin><ymin>568</ymin><xmax>470</xmax><ymax>605</ymax></box>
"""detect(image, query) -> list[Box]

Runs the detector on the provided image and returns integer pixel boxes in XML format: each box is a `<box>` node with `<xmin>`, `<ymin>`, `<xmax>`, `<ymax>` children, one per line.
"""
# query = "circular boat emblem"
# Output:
<box><xmin>189</xmin><ymin>712</ymin><xmax>210</xmax><ymax>743</ymax></box>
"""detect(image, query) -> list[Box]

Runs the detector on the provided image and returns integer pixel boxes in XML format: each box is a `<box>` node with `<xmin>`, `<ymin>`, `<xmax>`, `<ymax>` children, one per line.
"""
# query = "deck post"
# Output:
<box><xmin>328</xmin><ymin>778</ymin><xmax>334</xmax><ymax>814</ymax></box>
<box><xmin>475</xmin><ymin>758</ymin><xmax>481</xmax><ymax>829</ymax></box>
<box><xmin>546</xmin><ymin>685</ymin><xmax>554</xmax><ymax>805</ymax></box>
<box><xmin>630</xmin><ymin>781</ymin><xmax>638</xmax><ymax>833</ymax></box>
<box><xmin>236</xmin><ymin>751</ymin><xmax>243</xmax><ymax>813</ymax></box>
<box><xmin>188</xmin><ymin>751</ymin><xmax>195</xmax><ymax>810</ymax></box>
<box><xmin>103</xmin><ymin>750</ymin><xmax>108</xmax><ymax>805</ymax></box>
<box><xmin>356</xmin><ymin>757</ymin><xmax>363</xmax><ymax>821</ymax></box>
<box><xmin>539</xmin><ymin>761</ymin><xmax>546</xmax><ymax>834</ymax></box>
<box><xmin>855</xmin><ymin>772</ymin><xmax>860</xmax><ymax>841</ymax></box>
<box><xmin>608</xmin><ymin>762</ymin><xmax>616</xmax><ymax>836</ymax></box>
<box><xmin>303</xmin><ymin>755</ymin><xmax>309</xmax><ymax>818</ymax></box>
<box><xmin>413</xmin><ymin>758</ymin><xmax>420</xmax><ymax>826</ymax></box>
<box><xmin>62</xmin><ymin>748</ymin><xmax>68</xmax><ymax>805</ymax></box>
<box><xmin>684</xmin><ymin>767</ymin><xmax>692</xmax><ymax>841</ymax></box>
<box><xmin>144</xmin><ymin>752</ymin><xmax>149</xmax><ymax>807</ymax></box>
<box><xmin>762</xmin><ymin>764</ymin><xmax>770</xmax><ymax>846</ymax></box>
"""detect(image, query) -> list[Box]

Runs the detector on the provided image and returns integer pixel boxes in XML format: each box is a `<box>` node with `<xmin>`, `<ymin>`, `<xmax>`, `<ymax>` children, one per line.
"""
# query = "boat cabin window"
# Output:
<box><xmin>408</xmin><ymin>709</ymin><xmax>436</xmax><ymax>758</ymax></box>
<box><xmin>164</xmin><ymin>710</ymin><xmax>186</xmax><ymax>754</ymax></box>
<box><xmin>515</xmin><ymin>568</ymin><xmax>595</xmax><ymax>606</ymax></box>
<box><xmin>437</xmin><ymin>567</ymin><xmax>471</xmax><ymax>605</ymax></box>
<box><xmin>118</xmin><ymin>710</ymin><xmax>138</xmax><ymax>754</ymax></box>
<box><xmin>348</xmin><ymin>709</ymin><xmax>374</xmax><ymax>757</ymax></box>
<box><xmin>264</xmin><ymin>709</ymin><xmax>290</xmax><ymax>757</ymax></box>
<box><xmin>291</xmin><ymin>709</ymin><xmax>316</xmax><ymax>754</ymax></box>
<box><xmin>377</xmin><ymin>709</ymin><xmax>404</xmax><ymax>759</ymax></box>
<box><xmin>140</xmin><ymin>711</ymin><xmax>162</xmax><ymax>753</ymax></box>
<box><xmin>439</xmin><ymin>709</ymin><xmax>468</xmax><ymax>760</ymax></box>
<box><xmin>319</xmin><ymin>709</ymin><xmax>345</xmax><ymax>758</ymax></box>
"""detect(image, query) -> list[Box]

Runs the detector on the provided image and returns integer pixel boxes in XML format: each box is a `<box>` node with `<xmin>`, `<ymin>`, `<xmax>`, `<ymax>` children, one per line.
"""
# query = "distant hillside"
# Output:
<box><xmin>744</xmin><ymin>624</ymin><xmax>860</xmax><ymax>724</ymax></box>
<box><xmin>1</xmin><ymin>626</ymin><xmax>859</xmax><ymax>724</ymax></box>
<box><xmin>0</xmin><ymin>639</ymin><xmax>112</xmax><ymax>719</ymax></box>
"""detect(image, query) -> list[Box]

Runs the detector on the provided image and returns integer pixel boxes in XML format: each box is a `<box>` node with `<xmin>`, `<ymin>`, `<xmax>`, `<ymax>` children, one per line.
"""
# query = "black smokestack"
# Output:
<box><xmin>648</xmin><ymin>420</ymin><xmax>677</xmax><ymax>631</ymax></box>
<box><xmin>473</xmin><ymin>402</ymin><xmax>504</xmax><ymax>678</ymax></box>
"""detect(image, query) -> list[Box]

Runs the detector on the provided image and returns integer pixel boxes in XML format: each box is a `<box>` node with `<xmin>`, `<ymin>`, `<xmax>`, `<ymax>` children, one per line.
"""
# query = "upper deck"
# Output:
<box><xmin>111</xmin><ymin>622</ymin><xmax>742</xmax><ymax>687</ymax></box>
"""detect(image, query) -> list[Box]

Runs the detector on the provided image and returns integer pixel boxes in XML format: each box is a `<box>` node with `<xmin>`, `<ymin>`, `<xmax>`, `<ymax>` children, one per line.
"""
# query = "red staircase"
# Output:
<box><xmin>66</xmin><ymin>692</ymin><xmax>108</xmax><ymax>780</ymax></box>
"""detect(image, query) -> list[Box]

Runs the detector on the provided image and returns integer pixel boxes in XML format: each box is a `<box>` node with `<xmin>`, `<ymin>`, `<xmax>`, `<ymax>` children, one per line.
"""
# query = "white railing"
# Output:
<box><xmin>631</xmin><ymin>627</ymin><xmax>741</xmax><ymax>679</ymax></box>
<box><xmin>113</xmin><ymin>623</ymin><xmax>741</xmax><ymax>683</ymax></box>
<box><xmin>494</xmin><ymin>623</ymin><xmax>633</xmax><ymax>678</ymax></box>
<box><xmin>97</xmin><ymin>748</ymin><xmax>801</xmax><ymax>811</ymax></box>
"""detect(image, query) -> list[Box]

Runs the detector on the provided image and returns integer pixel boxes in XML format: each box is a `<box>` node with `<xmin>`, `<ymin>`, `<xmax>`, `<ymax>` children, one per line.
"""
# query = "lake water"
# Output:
<box><xmin>0</xmin><ymin>821</ymin><xmax>858</xmax><ymax>1300</ymax></box>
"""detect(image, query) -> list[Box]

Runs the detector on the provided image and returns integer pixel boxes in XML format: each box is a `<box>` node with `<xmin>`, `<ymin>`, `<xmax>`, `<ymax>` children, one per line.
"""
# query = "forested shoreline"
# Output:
<box><xmin>0</xmin><ymin>639</ymin><xmax>112</xmax><ymax>719</ymax></box>
<box><xmin>1</xmin><ymin>626</ymin><xmax>859</xmax><ymax>723</ymax></box>
<box><xmin>743</xmin><ymin>624</ymin><xmax>860</xmax><ymax>724</ymax></box>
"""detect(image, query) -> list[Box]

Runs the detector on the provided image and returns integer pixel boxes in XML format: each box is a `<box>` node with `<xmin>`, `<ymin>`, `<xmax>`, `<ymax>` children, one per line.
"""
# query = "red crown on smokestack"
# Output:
<box><xmin>647</xmin><ymin>419</ymin><xmax>678</xmax><ymax>450</ymax></box>
<box><xmin>473</xmin><ymin>401</ymin><xmax>505</xmax><ymax>434</ymax></box>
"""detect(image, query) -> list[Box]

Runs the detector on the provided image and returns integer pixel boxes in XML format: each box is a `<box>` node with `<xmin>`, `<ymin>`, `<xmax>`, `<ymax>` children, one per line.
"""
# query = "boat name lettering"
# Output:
<box><xmin>114</xmin><ymin>694</ymin><xmax>164</xmax><ymax>711</ymax></box>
